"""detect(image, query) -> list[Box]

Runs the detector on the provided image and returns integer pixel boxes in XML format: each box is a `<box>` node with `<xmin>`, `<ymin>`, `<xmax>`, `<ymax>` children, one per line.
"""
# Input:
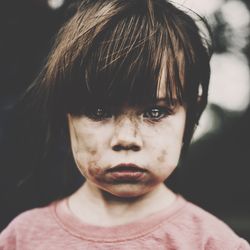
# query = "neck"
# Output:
<box><xmin>68</xmin><ymin>182</ymin><xmax>176</xmax><ymax>227</ymax></box>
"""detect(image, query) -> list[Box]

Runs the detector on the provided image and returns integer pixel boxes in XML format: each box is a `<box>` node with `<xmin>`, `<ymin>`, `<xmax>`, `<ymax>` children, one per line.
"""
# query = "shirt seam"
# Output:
<box><xmin>50</xmin><ymin>200</ymin><xmax>188</xmax><ymax>243</ymax></box>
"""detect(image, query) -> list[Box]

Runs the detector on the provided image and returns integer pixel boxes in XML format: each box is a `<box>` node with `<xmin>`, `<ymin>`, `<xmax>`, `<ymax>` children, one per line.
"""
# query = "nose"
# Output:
<box><xmin>110</xmin><ymin>117</ymin><xmax>143</xmax><ymax>152</ymax></box>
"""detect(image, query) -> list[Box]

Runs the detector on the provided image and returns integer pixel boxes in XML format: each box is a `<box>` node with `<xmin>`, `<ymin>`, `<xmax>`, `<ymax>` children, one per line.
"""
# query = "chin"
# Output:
<box><xmin>104</xmin><ymin>185</ymin><xmax>153</xmax><ymax>199</ymax></box>
<box><xmin>111</xmin><ymin>192</ymin><xmax>144</xmax><ymax>199</ymax></box>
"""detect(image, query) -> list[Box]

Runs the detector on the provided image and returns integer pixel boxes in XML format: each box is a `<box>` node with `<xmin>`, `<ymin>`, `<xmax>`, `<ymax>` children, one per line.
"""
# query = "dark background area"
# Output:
<box><xmin>0</xmin><ymin>0</ymin><xmax>249</xmax><ymax>241</ymax></box>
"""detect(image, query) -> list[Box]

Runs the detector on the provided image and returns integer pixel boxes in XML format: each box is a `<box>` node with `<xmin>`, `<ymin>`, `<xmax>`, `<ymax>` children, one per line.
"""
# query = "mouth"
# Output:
<box><xmin>108</xmin><ymin>163</ymin><xmax>146</xmax><ymax>172</ymax></box>
<box><xmin>106</xmin><ymin>163</ymin><xmax>147</xmax><ymax>182</ymax></box>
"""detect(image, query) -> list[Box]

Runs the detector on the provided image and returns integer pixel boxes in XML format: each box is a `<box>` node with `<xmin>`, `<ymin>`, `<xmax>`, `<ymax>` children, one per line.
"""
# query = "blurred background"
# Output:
<box><xmin>0</xmin><ymin>0</ymin><xmax>249</xmax><ymax>241</ymax></box>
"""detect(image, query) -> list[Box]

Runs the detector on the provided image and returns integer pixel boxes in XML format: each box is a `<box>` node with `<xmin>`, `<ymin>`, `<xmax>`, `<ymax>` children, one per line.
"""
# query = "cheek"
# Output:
<box><xmin>74</xmin><ymin>137</ymin><xmax>101</xmax><ymax>166</ymax></box>
<box><xmin>154</xmin><ymin>141</ymin><xmax>182</xmax><ymax>168</ymax></box>
<box><xmin>73</xmin><ymin>129</ymin><xmax>98</xmax><ymax>152</ymax></box>
<box><xmin>148</xmin><ymin>149</ymin><xmax>177</xmax><ymax>182</ymax></box>
<box><xmin>69</xmin><ymin>125</ymin><xmax>103</xmax><ymax>174</ymax></box>
<box><xmin>155</xmin><ymin>149</ymin><xmax>177</xmax><ymax>170</ymax></box>
<box><xmin>74</xmin><ymin>146</ymin><xmax>105</xmax><ymax>181</ymax></box>
<box><xmin>157</xmin><ymin>149</ymin><xmax>167</xmax><ymax>163</ymax></box>
<box><xmin>146</xmin><ymin>125</ymin><xmax>183</xmax><ymax>173</ymax></box>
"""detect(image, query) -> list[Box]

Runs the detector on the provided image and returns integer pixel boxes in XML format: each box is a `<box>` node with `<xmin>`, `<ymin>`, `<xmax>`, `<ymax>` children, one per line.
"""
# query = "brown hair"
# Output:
<box><xmin>25</xmin><ymin>0</ymin><xmax>212</xmax><ymax>157</ymax></box>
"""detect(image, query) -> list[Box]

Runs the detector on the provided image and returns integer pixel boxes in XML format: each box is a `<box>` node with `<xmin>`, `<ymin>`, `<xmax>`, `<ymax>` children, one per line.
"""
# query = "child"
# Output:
<box><xmin>1</xmin><ymin>0</ymin><xmax>249</xmax><ymax>249</ymax></box>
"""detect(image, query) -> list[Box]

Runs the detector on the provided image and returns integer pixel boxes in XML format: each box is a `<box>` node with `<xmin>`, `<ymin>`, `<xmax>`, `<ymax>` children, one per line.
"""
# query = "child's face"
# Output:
<box><xmin>68</xmin><ymin>93</ymin><xmax>186</xmax><ymax>198</ymax></box>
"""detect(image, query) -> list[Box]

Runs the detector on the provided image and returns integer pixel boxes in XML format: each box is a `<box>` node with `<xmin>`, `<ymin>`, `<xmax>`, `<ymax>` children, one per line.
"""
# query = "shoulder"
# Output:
<box><xmin>2</xmin><ymin>203</ymin><xmax>54</xmax><ymax>231</ymax></box>
<box><xmin>0</xmin><ymin>202</ymin><xmax>58</xmax><ymax>248</ymax></box>
<box><xmin>165</xmin><ymin>196</ymin><xmax>250</xmax><ymax>249</ymax></box>
<box><xmin>182</xmin><ymin>200</ymin><xmax>236</xmax><ymax>236</ymax></box>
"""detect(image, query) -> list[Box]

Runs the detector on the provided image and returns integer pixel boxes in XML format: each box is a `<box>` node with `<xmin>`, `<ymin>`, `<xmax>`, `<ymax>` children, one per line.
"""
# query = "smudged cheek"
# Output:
<box><xmin>158</xmin><ymin>147</ymin><xmax>179</xmax><ymax>166</ymax></box>
<box><xmin>72</xmin><ymin>128</ymin><xmax>97</xmax><ymax>151</ymax></box>
<box><xmin>156</xmin><ymin>149</ymin><xmax>167</xmax><ymax>163</ymax></box>
<box><xmin>146</xmin><ymin>129</ymin><xmax>183</xmax><ymax>170</ymax></box>
<box><xmin>74</xmin><ymin>150</ymin><xmax>105</xmax><ymax>181</ymax></box>
<box><xmin>150</xmin><ymin>149</ymin><xmax>178</xmax><ymax>180</ymax></box>
<box><xmin>72</xmin><ymin>135</ymin><xmax>104</xmax><ymax>180</ymax></box>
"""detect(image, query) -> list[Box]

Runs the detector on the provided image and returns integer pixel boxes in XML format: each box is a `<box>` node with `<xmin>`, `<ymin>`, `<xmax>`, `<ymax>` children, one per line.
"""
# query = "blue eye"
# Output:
<box><xmin>87</xmin><ymin>107</ymin><xmax>113</xmax><ymax>120</ymax></box>
<box><xmin>143</xmin><ymin>106</ymin><xmax>172</xmax><ymax>120</ymax></box>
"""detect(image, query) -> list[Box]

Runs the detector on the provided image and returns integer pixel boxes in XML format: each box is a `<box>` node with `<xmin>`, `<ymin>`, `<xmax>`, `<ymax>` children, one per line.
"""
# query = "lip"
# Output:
<box><xmin>107</xmin><ymin>163</ymin><xmax>146</xmax><ymax>181</ymax></box>
<box><xmin>108</xmin><ymin>163</ymin><xmax>146</xmax><ymax>172</ymax></box>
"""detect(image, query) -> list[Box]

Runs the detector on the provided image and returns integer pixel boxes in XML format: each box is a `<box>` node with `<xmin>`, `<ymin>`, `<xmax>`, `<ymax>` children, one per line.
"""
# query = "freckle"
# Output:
<box><xmin>157</xmin><ymin>149</ymin><xmax>167</xmax><ymax>162</ymax></box>
<box><xmin>157</xmin><ymin>155</ymin><xmax>164</xmax><ymax>162</ymax></box>
<box><xmin>90</xmin><ymin>149</ymin><xmax>97</xmax><ymax>155</ymax></box>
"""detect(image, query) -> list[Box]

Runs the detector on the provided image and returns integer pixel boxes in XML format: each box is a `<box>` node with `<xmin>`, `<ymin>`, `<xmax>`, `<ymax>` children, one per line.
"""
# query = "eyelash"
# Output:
<box><xmin>143</xmin><ymin>107</ymin><xmax>173</xmax><ymax>120</ymax></box>
<box><xmin>86</xmin><ymin>106</ymin><xmax>174</xmax><ymax>121</ymax></box>
<box><xmin>84</xmin><ymin>107</ymin><xmax>113</xmax><ymax>121</ymax></box>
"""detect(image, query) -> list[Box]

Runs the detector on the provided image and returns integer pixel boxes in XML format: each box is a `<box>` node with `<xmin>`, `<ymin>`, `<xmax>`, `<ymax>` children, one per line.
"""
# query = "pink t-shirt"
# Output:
<box><xmin>0</xmin><ymin>195</ymin><xmax>249</xmax><ymax>249</ymax></box>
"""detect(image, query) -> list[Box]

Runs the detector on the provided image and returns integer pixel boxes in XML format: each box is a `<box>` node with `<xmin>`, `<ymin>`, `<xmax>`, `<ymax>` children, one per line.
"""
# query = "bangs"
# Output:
<box><xmin>83</xmin><ymin>15</ymin><xmax>163</xmax><ymax>106</ymax></box>
<box><xmin>43</xmin><ymin>0</ymin><xmax>210</xmax><ymax>114</ymax></box>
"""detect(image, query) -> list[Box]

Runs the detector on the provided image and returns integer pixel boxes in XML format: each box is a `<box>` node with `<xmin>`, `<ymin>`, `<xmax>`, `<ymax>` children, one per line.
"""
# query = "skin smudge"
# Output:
<box><xmin>157</xmin><ymin>149</ymin><xmax>167</xmax><ymax>163</ymax></box>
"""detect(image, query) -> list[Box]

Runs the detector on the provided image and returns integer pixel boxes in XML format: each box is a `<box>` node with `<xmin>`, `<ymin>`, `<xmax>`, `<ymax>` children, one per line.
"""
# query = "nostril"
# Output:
<box><xmin>112</xmin><ymin>144</ymin><xmax>140</xmax><ymax>152</ymax></box>
<box><xmin>112</xmin><ymin>145</ymin><xmax>123</xmax><ymax>151</ymax></box>
<box><xmin>131</xmin><ymin>145</ymin><xmax>140</xmax><ymax>151</ymax></box>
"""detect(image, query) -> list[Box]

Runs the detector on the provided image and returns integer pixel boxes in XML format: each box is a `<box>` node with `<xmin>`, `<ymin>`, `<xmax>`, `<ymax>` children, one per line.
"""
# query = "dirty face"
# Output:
<box><xmin>68</xmin><ymin>97</ymin><xmax>186</xmax><ymax>198</ymax></box>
